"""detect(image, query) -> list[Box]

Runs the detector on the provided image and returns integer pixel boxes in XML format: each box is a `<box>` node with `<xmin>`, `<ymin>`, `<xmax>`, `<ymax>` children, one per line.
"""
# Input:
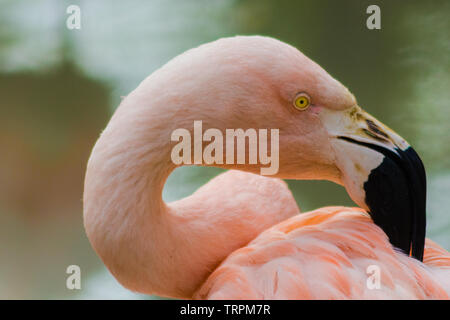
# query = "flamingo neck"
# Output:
<box><xmin>83</xmin><ymin>91</ymin><xmax>268</xmax><ymax>298</ymax></box>
<box><xmin>83</xmin><ymin>88</ymin><xmax>301</xmax><ymax>298</ymax></box>
<box><xmin>83</xmin><ymin>89</ymin><xmax>183</xmax><ymax>293</ymax></box>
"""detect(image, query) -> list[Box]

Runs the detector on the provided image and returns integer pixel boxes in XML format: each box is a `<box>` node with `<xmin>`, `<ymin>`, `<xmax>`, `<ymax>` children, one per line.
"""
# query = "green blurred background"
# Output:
<box><xmin>0</xmin><ymin>0</ymin><xmax>449</xmax><ymax>299</ymax></box>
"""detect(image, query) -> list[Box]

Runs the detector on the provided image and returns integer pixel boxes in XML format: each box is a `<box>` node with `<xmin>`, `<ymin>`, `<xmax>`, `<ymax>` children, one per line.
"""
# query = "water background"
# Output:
<box><xmin>0</xmin><ymin>0</ymin><xmax>448</xmax><ymax>299</ymax></box>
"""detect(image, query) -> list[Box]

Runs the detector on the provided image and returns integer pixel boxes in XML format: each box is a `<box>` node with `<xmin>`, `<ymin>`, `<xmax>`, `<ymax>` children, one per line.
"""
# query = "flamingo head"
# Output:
<box><xmin>151</xmin><ymin>36</ymin><xmax>426</xmax><ymax>260</ymax></box>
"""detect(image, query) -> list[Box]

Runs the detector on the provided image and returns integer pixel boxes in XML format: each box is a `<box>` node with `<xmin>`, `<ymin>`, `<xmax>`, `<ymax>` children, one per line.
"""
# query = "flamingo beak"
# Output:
<box><xmin>322</xmin><ymin>106</ymin><xmax>427</xmax><ymax>261</ymax></box>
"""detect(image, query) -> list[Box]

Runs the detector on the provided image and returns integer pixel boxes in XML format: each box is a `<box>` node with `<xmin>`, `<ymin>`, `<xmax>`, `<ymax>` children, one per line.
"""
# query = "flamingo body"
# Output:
<box><xmin>190</xmin><ymin>171</ymin><xmax>450</xmax><ymax>299</ymax></box>
<box><xmin>197</xmin><ymin>195</ymin><xmax>450</xmax><ymax>299</ymax></box>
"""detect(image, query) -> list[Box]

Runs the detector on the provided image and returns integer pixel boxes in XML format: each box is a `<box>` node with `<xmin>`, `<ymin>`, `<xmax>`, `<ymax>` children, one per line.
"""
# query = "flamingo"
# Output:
<box><xmin>83</xmin><ymin>36</ymin><xmax>450</xmax><ymax>299</ymax></box>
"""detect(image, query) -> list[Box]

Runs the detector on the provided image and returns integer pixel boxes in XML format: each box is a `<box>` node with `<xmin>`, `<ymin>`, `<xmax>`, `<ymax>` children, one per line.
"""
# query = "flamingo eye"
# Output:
<box><xmin>294</xmin><ymin>93</ymin><xmax>311</xmax><ymax>110</ymax></box>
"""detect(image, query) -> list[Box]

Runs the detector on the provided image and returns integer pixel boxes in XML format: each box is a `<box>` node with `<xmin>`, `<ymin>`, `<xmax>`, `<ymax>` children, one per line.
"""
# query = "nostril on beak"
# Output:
<box><xmin>362</xmin><ymin>128</ymin><xmax>388</xmax><ymax>142</ymax></box>
<box><xmin>365</xmin><ymin>119</ymin><xmax>390</xmax><ymax>139</ymax></box>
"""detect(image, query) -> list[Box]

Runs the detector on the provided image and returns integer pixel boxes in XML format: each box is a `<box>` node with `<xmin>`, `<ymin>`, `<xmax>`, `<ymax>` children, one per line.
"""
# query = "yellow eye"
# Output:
<box><xmin>294</xmin><ymin>93</ymin><xmax>311</xmax><ymax>110</ymax></box>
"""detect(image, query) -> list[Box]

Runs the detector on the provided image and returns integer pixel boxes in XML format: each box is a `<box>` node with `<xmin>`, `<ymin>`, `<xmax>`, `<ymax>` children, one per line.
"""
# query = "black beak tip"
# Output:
<box><xmin>364</xmin><ymin>146</ymin><xmax>426</xmax><ymax>261</ymax></box>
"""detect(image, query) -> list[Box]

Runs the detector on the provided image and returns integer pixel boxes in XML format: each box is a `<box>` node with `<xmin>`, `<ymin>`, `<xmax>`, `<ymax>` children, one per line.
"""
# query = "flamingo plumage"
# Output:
<box><xmin>83</xmin><ymin>36</ymin><xmax>450</xmax><ymax>299</ymax></box>
<box><xmin>196</xmin><ymin>176</ymin><xmax>450</xmax><ymax>299</ymax></box>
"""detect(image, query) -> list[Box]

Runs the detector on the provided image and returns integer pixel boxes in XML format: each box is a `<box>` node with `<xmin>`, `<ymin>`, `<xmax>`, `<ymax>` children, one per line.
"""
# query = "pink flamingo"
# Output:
<box><xmin>83</xmin><ymin>36</ymin><xmax>450</xmax><ymax>299</ymax></box>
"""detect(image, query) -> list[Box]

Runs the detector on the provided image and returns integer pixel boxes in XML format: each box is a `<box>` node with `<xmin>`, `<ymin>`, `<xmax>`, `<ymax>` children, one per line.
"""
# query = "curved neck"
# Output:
<box><xmin>83</xmin><ymin>90</ymin><xmax>299</xmax><ymax>298</ymax></box>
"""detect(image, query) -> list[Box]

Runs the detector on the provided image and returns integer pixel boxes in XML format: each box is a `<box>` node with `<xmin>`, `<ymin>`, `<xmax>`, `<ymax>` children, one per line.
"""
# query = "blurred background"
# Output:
<box><xmin>0</xmin><ymin>0</ymin><xmax>449</xmax><ymax>299</ymax></box>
